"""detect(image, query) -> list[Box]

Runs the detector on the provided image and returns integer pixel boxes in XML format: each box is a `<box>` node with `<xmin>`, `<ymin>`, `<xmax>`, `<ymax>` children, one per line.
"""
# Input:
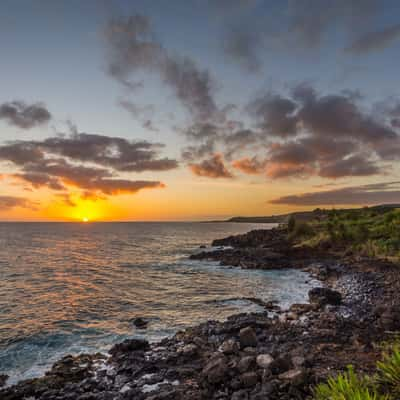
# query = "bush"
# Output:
<box><xmin>313</xmin><ymin>366</ymin><xmax>386</xmax><ymax>400</ymax></box>
<box><xmin>288</xmin><ymin>215</ymin><xmax>296</xmax><ymax>233</ymax></box>
<box><xmin>377</xmin><ymin>347</ymin><xmax>400</xmax><ymax>396</ymax></box>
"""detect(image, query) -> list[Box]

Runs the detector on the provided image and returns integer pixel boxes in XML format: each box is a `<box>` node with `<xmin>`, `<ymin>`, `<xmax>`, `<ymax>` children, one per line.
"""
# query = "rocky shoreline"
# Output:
<box><xmin>1</xmin><ymin>228</ymin><xmax>400</xmax><ymax>400</ymax></box>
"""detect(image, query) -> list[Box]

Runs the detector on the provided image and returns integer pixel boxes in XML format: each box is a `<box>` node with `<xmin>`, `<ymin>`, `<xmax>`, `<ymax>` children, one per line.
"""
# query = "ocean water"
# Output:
<box><xmin>0</xmin><ymin>222</ymin><xmax>318</xmax><ymax>384</ymax></box>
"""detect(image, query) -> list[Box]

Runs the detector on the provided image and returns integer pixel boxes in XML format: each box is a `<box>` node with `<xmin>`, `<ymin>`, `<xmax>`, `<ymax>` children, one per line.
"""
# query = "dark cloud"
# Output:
<box><xmin>345</xmin><ymin>23</ymin><xmax>400</xmax><ymax>54</ymax></box>
<box><xmin>105</xmin><ymin>15</ymin><xmax>218</xmax><ymax>121</ymax></box>
<box><xmin>189</xmin><ymin>153</ymin><xmax>233</xmax><ymax>178</ymax></box>
<box><xmin>237</xmin><ymin>85</ymin><xmax>400</xmax><ymax>179</ymax></box>
<box><xmin>0</xmin><ymin>101</ymin><xmax>51</xmax><ymax>129</ymax></box>
<box><xmin>39</xmin><ymin>133</ymin><xmax>178</xmax><ymax>172</ymax></box>
<box><xmin>270</xmin><ymin>181</ymin><xmax>400</xmax><ymax>206</ymax></box>
<box><xmin>0</xmin><ymin>196</ymin><xmax>38</xmax><ymax>211</ymax></box>
<box><xmin>0</xmin><ymin>131</ymin><xmax>177</xmax><ymax>198</ymax></box>
<box><xmin>248</xmin><ymin>93</ymin><xmax>298</xmax><ymax>137</ymax></box>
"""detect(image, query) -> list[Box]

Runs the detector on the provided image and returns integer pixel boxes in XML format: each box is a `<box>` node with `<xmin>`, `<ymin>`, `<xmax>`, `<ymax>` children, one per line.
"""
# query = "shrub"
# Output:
<box><xmin>313</xmin><ymin>366</ymin><xmax>387</xmax><ymax>400</ymax></box>
<box><xmin>288</xmin><ymin>215</ymin><xmax>296</xmax><ymax>233</ymax></box>
<box><xmin>377</xmin><ymin>347</ymin><xmax>400</xmax><ymax>396</ymax></box>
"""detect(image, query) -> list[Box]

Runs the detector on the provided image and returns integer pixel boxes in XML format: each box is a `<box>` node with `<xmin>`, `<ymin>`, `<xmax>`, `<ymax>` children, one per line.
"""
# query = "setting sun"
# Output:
<box><xmin>82</xmin><ymin>217</ymin><xmax>89</xmax><ymax>222</ymax></box>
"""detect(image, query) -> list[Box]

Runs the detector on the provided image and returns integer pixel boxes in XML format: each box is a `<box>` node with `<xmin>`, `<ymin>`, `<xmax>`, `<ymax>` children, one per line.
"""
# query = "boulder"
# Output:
<box><xmin>240</xmin><ymin>371</ymin><xmax>259</xmax><ymax>388</ymax></box>
<box><xmin>0</xmin><ymin>374</ymin><xmax>8</xmax><ymax>388</ymax></box>
<box><xmin>278</xmin><ymin>368</ymin><xmax>306</xmax><ymax>385</ymax></box>
<box><xmin>202</xmin><ymin>356</ymin><xmax>229</xmax><ymax>384</ymax></box>
<box><xmin>239</xmin><ymin>327</ymin><xmax>257</xmax><ymax>348</ymax></box>
<box><xmin>237</xmin><ymin>356</ymin><xmax>256</xmax><ymax>373</ymax></box>
<box><xmin>109</xmin><ymin>338</ymin><xmax>149</xmax><ymax>356</ymax></box>
<box><xmin>256</xmin><ymin>354</ymin><xmax>274</xmax><ymax>369</ymax></box>
<box><xmin>308</xmin><ymin>287</ymin><xmax>342</xmax><ymax>306</ymax></box>
<box><xmin>181</xmin><ymin>344</ymin><xmax>198</xmax><ymax>356</ymax></box>
<box><xmin>132</xmin><ymin>317</ymin><xmax>148</xmax><ymax>328</ymax></box>
<box><xmin>219</xmin><ymin>338</ymin><xmax>239</xmax><ymax>354</ymax></box>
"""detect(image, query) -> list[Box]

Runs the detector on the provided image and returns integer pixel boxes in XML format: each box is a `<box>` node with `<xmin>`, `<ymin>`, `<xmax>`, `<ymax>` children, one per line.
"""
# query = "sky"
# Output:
<box><xmin>0</xmin><ymin>0</ymin><xmax>399</xmax><ymax>221</ymax></box>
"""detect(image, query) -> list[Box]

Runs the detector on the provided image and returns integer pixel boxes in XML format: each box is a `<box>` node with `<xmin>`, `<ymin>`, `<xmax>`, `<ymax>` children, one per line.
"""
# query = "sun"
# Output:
<box><xmin>82</xmin><ymin>217</ymin><xmax>89</xmax><ymax>222</ymax></box>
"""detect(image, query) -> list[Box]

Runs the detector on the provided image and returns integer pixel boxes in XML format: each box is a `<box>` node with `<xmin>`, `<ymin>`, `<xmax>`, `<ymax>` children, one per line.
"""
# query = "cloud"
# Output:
<box><xmin>118</xmin><ymin>99</ymin><xmax>158</xmax><ymax>131</ymax></box>
<box><xmin>248</xmin><ymin>93</ymin><xmax>298</xmax><ymax>137</ymax></box>
<box><xmin>39</xmin><ymin>132</ymin><xmax>178</xmax><ymax>172</ymax></box>
<box><xmin>237</xmin><ymin>84</ymin><xmax>400</xmax><ymax>179</ymax></box>
<box><xmin>270</xmin><ymin>181</ymin><xmax>400</xmax><ymax>206</ymax></box>
<box><xmin>105</xmin><ymin>15</ymin><xmax>219</xmax><ymax>121</ymax></box>
<box><xmin>232</xmin><ymin>156</ymin><xmax>266</xmax><ymax>174</ymax></box>
<box><xmin>189</xmin><ymin>153</ymin><xmax>233</xmax><ymax>178</ymax></box>
<box><xmin>223</xmin><ymin>29</ymin><xmax>263</xmax><ymax>72</ymax></box>
<box><xmin>0</xmin><ymin>131</ymin><xmax>177</xmax><ymax>198</ymax></box>
<box><xmin>0</xmin><ymin>196</ymin><xmax>38</xmax><ymax>211</ymax></box>
<box><xmin>345</xmin><ymin>23</ymin><xmax>400</xmax><ymax>54</ymax></box>
<box><xmin>0</xmin><ymin>101</ymin><xmax>51</xmax><ymax>129</ymax></box>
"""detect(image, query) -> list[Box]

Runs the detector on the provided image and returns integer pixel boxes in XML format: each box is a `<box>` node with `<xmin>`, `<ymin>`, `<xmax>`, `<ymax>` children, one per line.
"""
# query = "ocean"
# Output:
<box><xmin>0</xmin><ymin>222</ymin><xmax>318</xmax><ymax>384</ymax></box>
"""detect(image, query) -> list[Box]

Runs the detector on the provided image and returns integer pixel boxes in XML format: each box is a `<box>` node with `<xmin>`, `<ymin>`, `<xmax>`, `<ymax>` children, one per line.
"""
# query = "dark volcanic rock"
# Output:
<box><xmin>0</xmin><ymin>374</ymin><xmax>8</xmax><ymax>388</ymax></box>
<box><xmin>309</xmin><ymin>287</ymin><xmax>342</xmax><ymax>306</ymax></box>
<box><xmin>239</xmin><ymin>327</ymin><xmax>257</xmax><ymax>348</ymax></box>
<box><xmin>132</xmin><ymin>317</ymin><xmax>149</xmax><ymax>329</ymax></box>
<box><xmin>109</xmin><ymin>337</ymin><xmax>149</xmax><ymax>356</ymax></box>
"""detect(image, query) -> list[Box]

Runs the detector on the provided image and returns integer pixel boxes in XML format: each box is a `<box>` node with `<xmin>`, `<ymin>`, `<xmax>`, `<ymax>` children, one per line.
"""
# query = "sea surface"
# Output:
<box><xmin>0</xmin><ymin>222</ymin><xmax>318</xmax><ymax>384</ymax></box>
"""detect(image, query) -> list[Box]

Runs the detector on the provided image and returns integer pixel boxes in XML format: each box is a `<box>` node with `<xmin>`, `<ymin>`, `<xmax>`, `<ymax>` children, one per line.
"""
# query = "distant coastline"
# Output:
<box><xmin>211</xmin><ymin>203</ymin><xmax>400</xmax><ymax>223</ymax></box>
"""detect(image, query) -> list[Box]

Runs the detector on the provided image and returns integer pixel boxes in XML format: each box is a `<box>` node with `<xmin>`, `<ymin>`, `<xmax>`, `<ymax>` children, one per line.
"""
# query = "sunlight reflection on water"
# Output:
<box><xmin>0</xmin><ymin>222</ymin><xmax>318</xmax><ymax>383</ymax></box>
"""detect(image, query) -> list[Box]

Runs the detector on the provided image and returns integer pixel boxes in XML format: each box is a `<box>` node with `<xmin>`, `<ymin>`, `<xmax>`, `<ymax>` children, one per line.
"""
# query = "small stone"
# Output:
<box><xmin>237</xmin><ymin>356</ymin><xmax>256</xmax><ymax>373</ymax></box>
<box><xmin>219</xmin><ymin>338</ymin><xmax>239</xmax><ymax>354</ymax></box>
<box><xmin>181</xmin><ymin>344</ymin><xmax>198</xmax><ymax>356</ymax></box>
<box><xmin>278</xmin><ymin>368</ymin><xmax>306</xmax><ymax>385</ymax></box>
<box><xmin>240</xmin><ymin>371</ymin><xmax>259</xmax><ymax>388</ymax></box>
<box><xmin>239</xmin><ymin>326</ymin><xmax>257</xmax><ymax>348</ymax></box>
<box><xmin>256</xmin><ymin>354</ymin><xmax>274</xmax><ymax>369</ymax></box>
<box><xmin>292</xmin><ymin>355</ymin><xmax>306</xmax><ymax>367</ymax></box>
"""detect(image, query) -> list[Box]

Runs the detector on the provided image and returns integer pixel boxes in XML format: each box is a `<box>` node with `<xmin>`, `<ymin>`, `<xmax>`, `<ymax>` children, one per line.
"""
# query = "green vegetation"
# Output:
<box><xmin>313</xmin><ymin>347</ymin><xmax>400</xmax><ymax>400</ymax></box>
<box><xmin>288</xmin><ymin>206</ymin><xmax>400</xmax><ymax>262</ymax></box>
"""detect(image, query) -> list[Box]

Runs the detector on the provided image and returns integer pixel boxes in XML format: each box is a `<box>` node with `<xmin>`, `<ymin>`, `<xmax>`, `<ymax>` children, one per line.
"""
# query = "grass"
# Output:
<box><xmin>287</xmin><ymin>207</ymin><xmax>400</xmax><ymax>262</ymax></box>
<box><xmin>313</xmin><ymin>347</ymin><xmax>400</xmax><ymax>400</ymax></box>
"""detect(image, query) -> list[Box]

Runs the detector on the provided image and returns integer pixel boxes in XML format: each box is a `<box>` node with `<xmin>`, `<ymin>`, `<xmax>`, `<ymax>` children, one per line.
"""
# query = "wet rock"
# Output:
<box><xmin>231</xmin><ymin>389</ymin><xmax>249</xmax><ymax>400</ymax></box>
<box><xmin>0</xmin><ymin>374</ymin><xmax>8</xmax><ymax>388</ymax></box>
<box><xmin>240</xmin><ymin>372</ymin><xmax>259</xmax><ymax>388</ymax></box>
<box><xmin>132</xmin><ymin>317</ymin><xmax>148</xmax><ymax>329</ymax></box>
<box><xmin>219</xmin><ymin>339</ymin><xmax>239</xmax><ymax>355</ymax></box>
<box><xmin>269</xmin><ymin>355</ymin><xmax>292</xmax><ymax>375</ymax></box>
<box><xmin>180</xmin><ymin>343</ymin><xmax>198</xmax><ymax>356</ymax></box>
<box><xmin>309</xmin><ymin>287</ymin><xmax>342</xmax><ymax>306</ymax></box>
<box><xmin>202</xmin><ymin>356</ymin><xmax>229</xmax><ymax>384</ymax></box>
<box><xmin>237</xmin><ymin>356</ymin><xmax>256</xmax><ymax>373</ymax></box>
<box><xmin>239</xmin><ymin>327</ymin><xmax>257</xmax><ymax>348</ymax></box>
<box><xmin>289</xmin><ymin>303</ymin><xmax>315</xmax><ymax>314</ymax></box>
<box><xmin>256</xmin><ymin>354</ymin><xmax>274</xmax><ymax>369</ymax></box>
<box><xmin>109</xmin><ymin>338</ymin><xmax>149</xmax><ymax>356</ymax></box>
<box><xmin>278</xmin><ymin>368</ymin><xmax>306</xmax><ymax>385</ymax></box>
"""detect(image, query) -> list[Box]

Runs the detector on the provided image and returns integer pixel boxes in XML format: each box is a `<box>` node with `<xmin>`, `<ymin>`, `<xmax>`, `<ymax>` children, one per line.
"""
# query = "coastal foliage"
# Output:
<box><xmin>313</xmin><ymin>366</ymin><xmax>385</xmax><ymax>400</ymax></box>
<box><xmin>288</xmin><ymin>206</ymin><xmax>400</xmax><ymax>262</ymax></box>
<box><xmin>313</xmin><ymin>347</ymin><xmax>400</xmax><ymax>400</ymax></box>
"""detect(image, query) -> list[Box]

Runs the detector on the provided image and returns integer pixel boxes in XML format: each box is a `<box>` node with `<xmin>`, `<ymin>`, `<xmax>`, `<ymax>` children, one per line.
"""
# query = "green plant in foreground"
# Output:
<box><xmin>313</xmin><ymin>366</ymin><xmax>388</xmax><ymax>400</ymax></box>
<box><xmin>377</xmin><ymin>347</ymin><xmax>400</xmax><ymax>396</ymax></box>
